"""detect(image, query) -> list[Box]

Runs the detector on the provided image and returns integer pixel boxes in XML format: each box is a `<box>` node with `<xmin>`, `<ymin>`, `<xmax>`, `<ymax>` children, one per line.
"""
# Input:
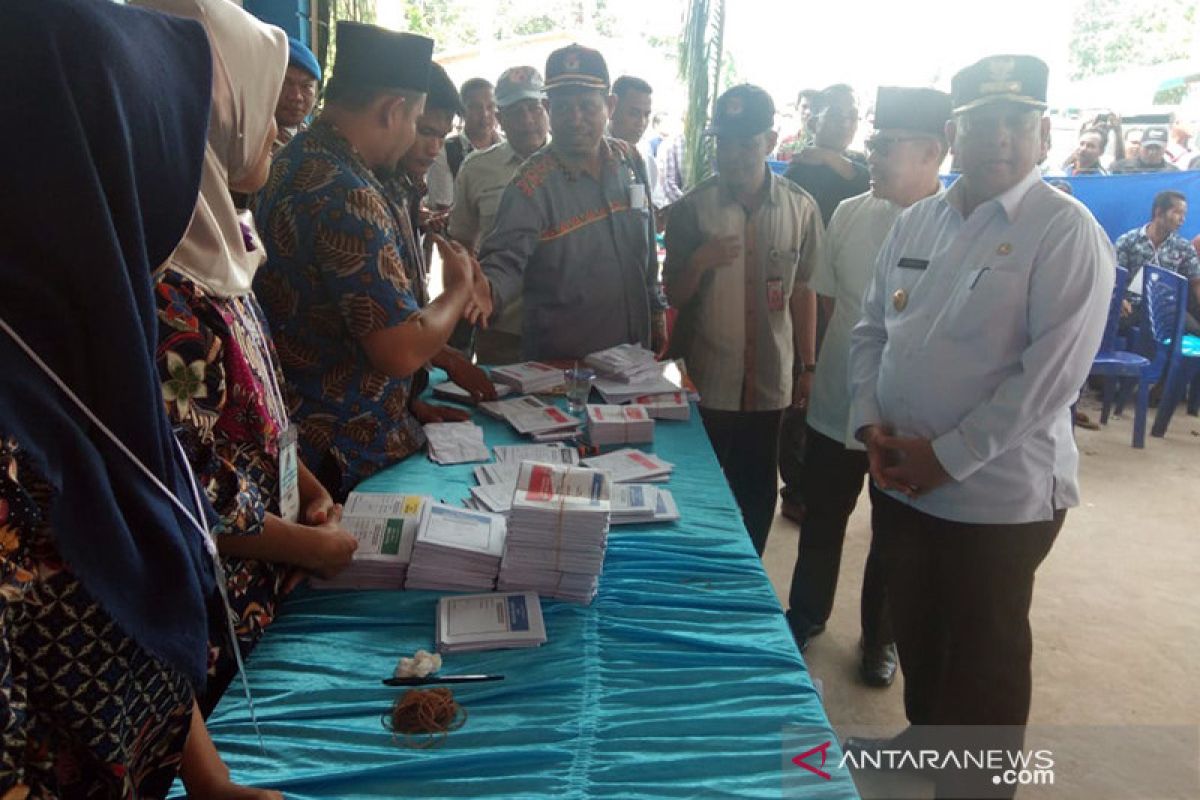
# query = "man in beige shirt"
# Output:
<box><xmin>448</xmin><ymin>66</ymin><xmax>549</xmax><ymax>363</ymax></box>
<box><xmin>663</xmin><ymin>84</ymin><xmax>821</xmax><ymax>554</ymax></box>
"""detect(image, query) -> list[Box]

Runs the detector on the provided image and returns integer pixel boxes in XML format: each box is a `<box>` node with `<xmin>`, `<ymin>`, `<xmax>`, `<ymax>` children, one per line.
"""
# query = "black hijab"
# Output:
<box><xmin>0</xmin><ymin>0</ymin><xmax>217</xmax><ymax>687</ymax></box>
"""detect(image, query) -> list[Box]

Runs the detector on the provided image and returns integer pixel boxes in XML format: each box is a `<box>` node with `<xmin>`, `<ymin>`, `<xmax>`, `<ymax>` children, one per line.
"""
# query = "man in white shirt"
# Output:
<box><xmin>786</xmin><ymin>88</ymin><xmax>952</xmax><ymax>690</ymax></box>
<box><xmin>845</xmin><ymin>55</ymin><xmax>1113</xmax><ymax>795</ymax></box>
<box><xmin>608</xmin><ymin>75</ymin><xmax>666</xmax><ymax>209</ymax></box>
<box><xmin>447</xmin><ymin>66</ymin><xmax>549</xmax><ymax>363</ymax></box>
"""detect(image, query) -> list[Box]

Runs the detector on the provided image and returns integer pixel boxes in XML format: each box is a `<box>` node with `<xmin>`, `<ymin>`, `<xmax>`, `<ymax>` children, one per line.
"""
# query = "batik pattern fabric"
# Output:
<box><xmin>0</xmin><ymin>436</ymin><xmax>194</xmax><ymax>798</ymax></box>
<box><xmin>155</xmin><ymin>270</ymin><xmax>295</xmax><ymax>707</ymax></box>
<box><xmin>253</xmin><ymin>120</ymin><xmax>426</xmax><ymax>498</ymax></box>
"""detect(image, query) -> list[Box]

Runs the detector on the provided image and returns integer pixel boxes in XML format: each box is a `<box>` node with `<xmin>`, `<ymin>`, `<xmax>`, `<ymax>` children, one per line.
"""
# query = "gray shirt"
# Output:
<box><xmin>480</xmin><ymin>137</ymin><xmax>663</xmax><ymax>360</ymax></box>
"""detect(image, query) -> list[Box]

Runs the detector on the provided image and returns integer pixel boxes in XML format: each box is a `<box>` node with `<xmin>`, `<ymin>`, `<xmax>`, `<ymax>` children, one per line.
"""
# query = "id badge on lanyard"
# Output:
<box><xmin>278</xmin><ymin>425</ymin><xmax>300</xmax><ymax>523</ymax></box>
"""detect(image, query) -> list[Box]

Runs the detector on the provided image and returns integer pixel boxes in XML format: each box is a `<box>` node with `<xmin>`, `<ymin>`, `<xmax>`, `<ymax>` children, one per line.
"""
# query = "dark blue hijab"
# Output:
<box><xmin>0</xmin><ymin>0</ymin><xmax>217</xmax><ymax>687</ymax></box>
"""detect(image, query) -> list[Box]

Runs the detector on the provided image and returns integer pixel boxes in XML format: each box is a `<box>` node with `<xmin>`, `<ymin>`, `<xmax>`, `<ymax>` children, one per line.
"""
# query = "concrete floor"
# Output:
<box><xmin>760</xmin><ymin>394</ymin><xmax>1200</xmax><ymax>796</ymax></box>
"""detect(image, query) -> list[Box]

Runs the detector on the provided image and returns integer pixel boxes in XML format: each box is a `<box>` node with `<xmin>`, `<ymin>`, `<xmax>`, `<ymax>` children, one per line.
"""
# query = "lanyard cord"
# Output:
<box><xmin>0</xmin><ymin>314</ymin><xmax>265</xmax><ymax>751</ymax></box>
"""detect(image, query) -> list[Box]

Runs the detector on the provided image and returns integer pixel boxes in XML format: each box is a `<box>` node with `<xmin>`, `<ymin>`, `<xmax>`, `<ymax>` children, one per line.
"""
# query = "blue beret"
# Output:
<box><xmin>288</xmin><ymin>36</ymin><xmax>321</xmax><ymax>83</ymax></box>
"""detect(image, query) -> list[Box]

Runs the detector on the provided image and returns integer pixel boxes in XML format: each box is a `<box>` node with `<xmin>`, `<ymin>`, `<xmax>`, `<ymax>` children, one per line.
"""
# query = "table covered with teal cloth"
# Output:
<box><xmin>193</xmin><ymin>401</ymin><xmax>859</xmax><ymax>799</ymax></box>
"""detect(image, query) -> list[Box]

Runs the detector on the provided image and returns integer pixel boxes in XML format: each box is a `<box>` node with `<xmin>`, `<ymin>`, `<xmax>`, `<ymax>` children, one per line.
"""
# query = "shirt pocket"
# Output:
<box><xmin>938</xmin><ymin>266</ymin><xmax>1027</xmax><ymax>341</ymax></box>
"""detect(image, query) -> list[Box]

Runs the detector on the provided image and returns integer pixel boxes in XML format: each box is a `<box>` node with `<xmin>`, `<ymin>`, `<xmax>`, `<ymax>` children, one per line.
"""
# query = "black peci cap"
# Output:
<box><xmin>874</xmin><ymin>87</ymin><xmax>952</xmax><ymax>136</ymax></box>
<box><xmin>950</xmin><ymin>54</ymin><xmax>1048</xmax><ymax>115</ymax></box>
<box><xmin>544</xmin><ymin>44</ymin><xmax>609</xmax><ymax>92</ymax></box>
<box><xmin>706</xmin><ymin>84</ymin><xmax>776</xmax><ymax>138</ymax></box>
<box><xmin>332</xmin><ymin>22</ymin><xmax>434</xmax><ymax>93</ymax></box>
<box><xmin>425</xmin><ymin>63</ymin><xmax>465</xmax><ymax>116</ymax></box>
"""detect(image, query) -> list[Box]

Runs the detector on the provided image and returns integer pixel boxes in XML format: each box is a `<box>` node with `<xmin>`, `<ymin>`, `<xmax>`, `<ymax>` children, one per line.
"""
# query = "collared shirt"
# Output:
<box><xmin>272</xmin><ymin>122</ymin><xmax>306</xmax><ymax>156</ymax></box>
<box><xmin>808</xmin><ymin>190</ymin><xmax>908</xmax><ymax>448</ymax></box>
<box><xmin>480</xmin><ymin>137</ymin><xmax>664</xmax><ymax>360</ymax></box>
<box><xmin>664</xmin><ymin>169</ymin><xmax>823</xmax><ymax>412</ymax></box>
<box><xmin>1114</xmin><ymin>225</ymin><xmax>1200</xmax><ymax>289</ymax></box>
<box><xmin>848</xmin><ymin>168</ymin><xmax>1114</xmax><ymax>525</ymax></box>
<box><xmin>253</xmin><ymin>120</ymin><xmax>425</xmax><ymax>497</ymax></box>
<box><xmin>449</xmin><ymin>141</ymin><xmax>528</xmax><ymax>251</ymax></box>
<box><xmin>449</xmin><ymin>141</ymin><xmax>530</xmax><ymax>340</ymax></box>
<box><xmin>378</xmin><ymin>170</ymin><xmax>431</xmax><ymax>306</ymax></box>
<box><xmin>428</xmin><ymin>130</ymin><xmax>503</xmax><ymax>207</ymax></box>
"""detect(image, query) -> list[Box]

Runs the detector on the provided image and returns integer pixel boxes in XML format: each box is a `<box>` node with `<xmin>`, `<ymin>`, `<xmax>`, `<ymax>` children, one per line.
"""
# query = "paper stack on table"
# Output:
<box><xmin>436</xmin><ymin>591</ymin><xmax>547</xmax><ymax>653</ymax></box>
<box><xmin>581</xmin><ymin>448</ymin><xmax>674</xmax><ymax>483</ymax></box>
<box><xmin>432</xmin><ymin>380</ymin><xmax>513</xmax><ymax>404</ymax></box>
<box><xmin>631</xmin><ymin>391</ymin><xmax>691</xmax><ymax>421</ymax></box>
<box><xmin>479</xmin><ymin>395</ymin><xmax>583</xmax><ymax>439</ymax></box>
<box><xmin>423</xmin><ymin>421</ymin><xmax>489</xmax><ymax>464</ymax></box>
<box><xmin>493</xmin><ymin>442</ymin><xmax>580</xmax><ymax>465</ymax></box>
<box><xmin>586</xmin><ymin>404</ymin><xmax>655</xmax><ymax>445</ymax></box>
<box><xmin>490</xmin><ymin>361</ymin><xmax>563</xmax><ymax>394</ymax></box>
<box><xmin>609</xmin><ymin>483</ymin><xmax>681</xmax><ymax>524</ymax></box>
<box><xmin>593</xmin><ymin>359</ymin><xmax>700</xmax><ymax>404</ymax></box>
<box><xmin>497</xmin><ymin>461</ymin><xmax>612</xmax><ymax>604</ymax></box>
<box><xmin>585</xmin><ymin>343</ymin><xmax>661</xmax><ymax>383</ymax></box>
<box><xmin>310</xmin><ymin>493</ymin><xmax>427</xmax><ymax>590</ymax></box>
<box><xmin>405</xmin><ymin>503</ymin><xmax>507</xmax><ymax>592</ymax></box>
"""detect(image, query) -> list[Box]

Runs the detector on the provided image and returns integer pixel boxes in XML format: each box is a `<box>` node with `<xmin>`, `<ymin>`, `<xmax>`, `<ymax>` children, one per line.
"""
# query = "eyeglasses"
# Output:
<box><xmin>864</xmin><ymin>135</ymin><xmax>927</xmax><ymax>155</ymax></box>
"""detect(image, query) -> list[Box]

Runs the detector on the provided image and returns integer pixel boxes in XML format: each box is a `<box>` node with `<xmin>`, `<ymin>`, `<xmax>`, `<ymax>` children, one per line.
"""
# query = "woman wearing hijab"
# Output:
<box><xmin>0</xmin><ymin>1</ymin><xmax>281</xmax><ymax>796</ymax></box>
<box><xmin>132</xmin><ymin>0</ymin><xmax>358</xmax><ymax>714</ymax></box>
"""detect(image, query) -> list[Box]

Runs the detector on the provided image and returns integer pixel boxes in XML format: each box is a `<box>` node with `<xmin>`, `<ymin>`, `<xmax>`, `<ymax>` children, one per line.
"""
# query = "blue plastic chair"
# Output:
<box><xmin>1151</xmin><ymin>330</ymin><xmax>1200</xmax><ymax>436</ymax></box>
<box><xmin>1090</xmin><ymin>266</ymin><xmax>1186</xmax><ymax>447</ymax></box>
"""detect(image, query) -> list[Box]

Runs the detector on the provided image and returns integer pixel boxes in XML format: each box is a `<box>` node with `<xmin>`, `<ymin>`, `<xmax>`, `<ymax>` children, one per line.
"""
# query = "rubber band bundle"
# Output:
<box><xmin>383</xmin><ymin>687</ymin><xmax>467</xmax><ymax>748</ymax></box>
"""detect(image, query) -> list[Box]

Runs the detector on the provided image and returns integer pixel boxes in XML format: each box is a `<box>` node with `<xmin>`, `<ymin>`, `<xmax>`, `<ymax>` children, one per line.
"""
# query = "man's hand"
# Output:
<box><xmin>859</xmin><ymin>424</ymin><xmax>895</xmax><ymax>490</ymax></box>
<box><xmin>690</xmin><ymin>234</ymin><xmax>741</xmax><ymax>274</ymax></box>
<box><xmin>463</xmin><ymin>257</ymin><xmax>492</xmax><ymax>328</ymax></box>
<box><xmin>1120</xmin><ymin>298</ymin><xmax>1132</xmax><ymax>318</ymax></box>
<box><xmin>792</xmin><ymin>371</ymin><xmax>813</xmax><ymax>410</ymax></box>
<box><xmin>432</xmin><ymin>233</ymin><xmax>474</xmax><ymax>293</ymax></box>
<box><xmin>420</xmin><ymin>205</ymin><xmax>451</xmax><ymax>235</ymax></box>
<box><xmin>443</xmin><ymin>348</ymin><xmax>498</xmax><ymax>403</ymax></box>
<box><xmin>411</xmin><ymin>398</ymin><xmax>471</xmax><ymax>423</ymax></box>
<box><xmin>877</xmin><ymin>434</ymin><xmax>952</xmax><ymax>498</ymax></box>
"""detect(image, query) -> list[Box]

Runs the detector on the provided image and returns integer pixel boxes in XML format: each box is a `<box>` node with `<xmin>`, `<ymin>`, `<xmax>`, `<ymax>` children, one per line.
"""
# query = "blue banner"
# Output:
<box><xmin>768</xmin><ymin>160</ymin><xmax>1200</xmax><ymax>243</ymax></box>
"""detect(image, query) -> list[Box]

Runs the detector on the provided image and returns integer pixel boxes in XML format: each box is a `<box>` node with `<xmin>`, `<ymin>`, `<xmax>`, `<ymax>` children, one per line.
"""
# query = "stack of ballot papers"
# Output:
<box><xmin>431</xmin><ymin>380</ymin><xmax>513</xmax><ymax>404</ymax></box>
<box><xmin>490</xmin><ymin>361</ymin><xmax>563</xmax><ymax>393</ymax></box>
<box><xmin>586</xmin><ymin>404</ymin><xmax>655</xmax><ymax>445</ymax></box>
<box><xmin>436</xmin><ymin>591</ymin><xmax>547</xmax><ymax>653</ymax></box>
<box><xmin>631</xmin><ymin>391</ymin><xmax>691</xmax><ymax>421</ymax></box>
<box><xmin>581</xmin><ymin>448</ymin><xmax>674</xmax><ymax>483</ymax></box>
<box><xmin>405</xmin><ymin>503</ymin><xmax>508</xmax><ymax>592</ymax></box>
<box><xmin>478</xmin><ymin>395</ymin><xmax>582</xmax><ymax>439</ymax></box>
<box><xmin>492</xmin><ymin>443</ymin><xmax>581</xmax><ymax>465</ymax></box>
<box><xmin>593</xmin><ymin>359</ymin><xmax>700</xmax><ymax>404</ymax></box>
<box><xmin>310</xmin><ymin>493</ymin><xmax>428</xmax><ymax>590</ymax></box>
<box><xmin>423</xmin><ymin>421</ymin><xmax>489</xmax><ymax>464</ymax></box>
<box><xmin>498</xmin><ymin>461</ymin><xmax>612</xmax><ymax>604</ymax></box>
<box><xmin>585</xmin><ymin>344</ymin><xmax>661</xmax><ymax>383</ymax></box>
<box><xmin>466</xmin><ymin>445</ymin><xmax>582</xmax><ymax>513</ymax></box>
<box><xmin>609</xmin><ymin>484</ymin><xmax>681</xmax><ymax>525</ymax></box>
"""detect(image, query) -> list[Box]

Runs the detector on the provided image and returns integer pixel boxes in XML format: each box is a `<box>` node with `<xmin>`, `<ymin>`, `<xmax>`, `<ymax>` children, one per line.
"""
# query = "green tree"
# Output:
<box><xmin>1069</xmin><ymin>0</ymin><xmax>1196</xmax><ymax>80</ymax></box>
<box><xmin>678</xmin><ymin>0</ymin><xmax>726</xmax><ymax>188</ymax></box>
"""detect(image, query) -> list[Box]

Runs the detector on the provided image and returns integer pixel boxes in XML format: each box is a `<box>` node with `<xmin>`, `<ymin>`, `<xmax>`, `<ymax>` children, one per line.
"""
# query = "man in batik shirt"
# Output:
<box><xmin>254</xmin><ymin>23</ymin><xmax>487</xmax><ymax>499</ymax></box>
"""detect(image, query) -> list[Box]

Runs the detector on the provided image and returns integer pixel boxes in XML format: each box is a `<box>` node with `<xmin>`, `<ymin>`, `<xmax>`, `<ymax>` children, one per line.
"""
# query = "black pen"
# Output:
<box><xmin>382</xmin><ymin>674</ymin><xmax>505</xmax><ymax>687</ymax></box>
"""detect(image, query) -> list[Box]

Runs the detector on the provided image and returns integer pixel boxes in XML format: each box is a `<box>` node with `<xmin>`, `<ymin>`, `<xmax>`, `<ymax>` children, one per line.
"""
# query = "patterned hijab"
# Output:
<box><xmin>135</xmin><ymin>0</ymin><xmax>290</xmax><ymax>298</ymax></box>
<box><xmin>0</xmin><ymin>0</ymin><xmax>216</xmax><ymax>686</ymax></box>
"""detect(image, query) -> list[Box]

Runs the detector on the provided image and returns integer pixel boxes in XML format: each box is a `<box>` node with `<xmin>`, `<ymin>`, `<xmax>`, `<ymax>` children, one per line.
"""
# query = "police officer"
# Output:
<box><xmin>845</xmin><ymin>55</ymin><xmax>1114</xmax><ymax>797</ymax></box>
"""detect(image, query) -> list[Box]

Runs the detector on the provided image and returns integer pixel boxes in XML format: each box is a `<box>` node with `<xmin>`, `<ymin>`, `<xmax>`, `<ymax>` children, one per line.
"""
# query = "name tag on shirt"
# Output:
<box><xmin>897</xmin><ymin>257</ymin><xmax>929</xmax><ymax>270</ymax></box>
<box><xmin>278</xmin><ymin>426</ymin><xmax>300</xmax><ymax>524</ymax></box>
<box><xmin>629</xmin><ymin>183</ymin><xmax>647</xmax><ymax>210</ymax></box>
<box><xmin>767</xmin><ymin>277</ymin><xmax>786</xmax><ymax>312</ymax></box>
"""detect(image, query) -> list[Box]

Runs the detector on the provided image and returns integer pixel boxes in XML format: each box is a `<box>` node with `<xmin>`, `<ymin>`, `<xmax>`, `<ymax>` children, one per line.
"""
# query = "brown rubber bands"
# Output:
<box><xmin>382</xmin><ymin>687</ymin><xmax>467</xmax><ymax>748</ymax></box>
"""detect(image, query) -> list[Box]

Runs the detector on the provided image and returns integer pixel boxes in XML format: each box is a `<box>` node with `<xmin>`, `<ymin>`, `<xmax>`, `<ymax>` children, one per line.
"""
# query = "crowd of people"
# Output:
<box><xmin>2</xmin><ymin>0</ymin><xmax>1189</xmax><ymax>796</ymax></box>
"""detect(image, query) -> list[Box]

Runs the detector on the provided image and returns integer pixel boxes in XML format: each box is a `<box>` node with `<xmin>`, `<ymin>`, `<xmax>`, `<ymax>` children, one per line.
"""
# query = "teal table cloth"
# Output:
<box><xmin>192</xmin><ymin>400</ymin><xmax>859</xmax><ymax>799</ymax></box>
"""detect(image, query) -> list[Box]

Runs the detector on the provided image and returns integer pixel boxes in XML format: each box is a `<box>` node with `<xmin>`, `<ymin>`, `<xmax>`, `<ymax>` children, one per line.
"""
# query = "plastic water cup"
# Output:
<box><xmin>564</xmin><ymin>367</ymin><xmax>595</xmax><ymax>414</ymax></box>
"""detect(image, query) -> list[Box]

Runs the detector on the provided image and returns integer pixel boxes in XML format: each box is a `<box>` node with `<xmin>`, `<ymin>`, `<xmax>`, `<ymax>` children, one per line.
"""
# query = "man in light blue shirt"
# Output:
<box><xmin>846</xmin><ymin>55</ymin><xmax>1113</xmax><ymax>795</ymax></box>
